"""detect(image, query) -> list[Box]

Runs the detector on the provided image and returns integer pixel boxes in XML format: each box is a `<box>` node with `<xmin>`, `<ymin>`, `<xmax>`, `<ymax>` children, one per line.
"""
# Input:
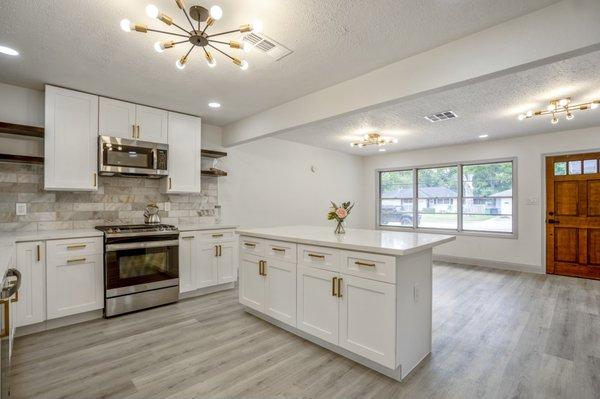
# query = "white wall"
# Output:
<box><xmin>212</xmin><ymin>133</ymin><xmax>367</xmax><ymax>229</ymax></box>
<box><xmin>363</xmin><ymin>126</ymin><xmax>600</xmax><ymax>273</ymax></box>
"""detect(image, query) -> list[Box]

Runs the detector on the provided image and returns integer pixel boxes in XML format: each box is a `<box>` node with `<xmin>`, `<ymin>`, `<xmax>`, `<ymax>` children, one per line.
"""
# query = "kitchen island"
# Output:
<box><xmin>236</xmin><ymin>225</ymin><xmax>455</xmax><ymax>381</ymax></box>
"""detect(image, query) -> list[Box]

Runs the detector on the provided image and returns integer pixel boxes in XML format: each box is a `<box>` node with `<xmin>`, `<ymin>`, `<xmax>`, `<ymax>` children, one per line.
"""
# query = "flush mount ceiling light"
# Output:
<box><xmin>121</xmin><ymin>1</ymin><xmax>262</xmax><ymax>71</ymax></box>
<box><xmin>478</xmin><ymin>134</ymin><xmax>489</xmax><ymax>139</ymax></box>
<box><xmin>518</xmin><ymin>97</ymin><xmax>600</xmax><ymax>125</ymax></box>
<box><xmin>208</xmin><ymin>102</ymin><xmax>221</xmax><ymax>108</ymax></box>
<box><xmin>0</xmin><ymin>45</ymin><xmax>19</xmax><ymax>56</ymax></box>
<box><xmin>350</xmin><ymin>133</ymin><xmax>398</xmax><ymax>148</ymax></box>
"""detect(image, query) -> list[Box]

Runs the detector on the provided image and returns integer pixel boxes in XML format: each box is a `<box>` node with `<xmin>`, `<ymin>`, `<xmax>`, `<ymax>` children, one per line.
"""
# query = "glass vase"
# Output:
<box><xmin>334</xmin><ymin>220</ymin><xmax>346</xmax><ymax>235</ymax></box>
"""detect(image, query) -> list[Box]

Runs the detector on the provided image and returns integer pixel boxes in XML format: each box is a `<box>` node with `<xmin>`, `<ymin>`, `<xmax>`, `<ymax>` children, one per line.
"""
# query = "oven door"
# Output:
<box><xmin>105</xmin><ymin>239</ymin><xmax>179</xmax><ymax>297</ymax></box>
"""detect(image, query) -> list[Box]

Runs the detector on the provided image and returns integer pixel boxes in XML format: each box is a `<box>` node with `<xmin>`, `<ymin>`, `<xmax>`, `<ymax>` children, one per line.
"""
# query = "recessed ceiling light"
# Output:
<box><xmin>0</xmin><ymin>45</ymin><xmax>19</xmax><ymax>56</ymax></box>
<box><xmin>478</xmin><ymin>134</ymin><xmax>489</xmax><ymax>139</ymax></box>
<box><xmin>378</xmin><ymin>148</ymin><xmax>386</xmax><ymax>152</ymax></box>
<box><xmin>208</xmin><ymin>102</ymin><xmax>221</xmax><ymax>108</ymax></box>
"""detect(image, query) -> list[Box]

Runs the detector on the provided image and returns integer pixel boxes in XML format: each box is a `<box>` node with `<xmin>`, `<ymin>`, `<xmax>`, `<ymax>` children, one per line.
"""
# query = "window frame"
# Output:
<box><xmin>376</xmin><ymin>157</ymin><xmax>518</xmax><ymax>238</ymax></box>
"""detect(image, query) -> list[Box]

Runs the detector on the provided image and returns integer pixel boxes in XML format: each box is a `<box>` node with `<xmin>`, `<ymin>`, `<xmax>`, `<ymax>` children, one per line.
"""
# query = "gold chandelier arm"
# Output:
<box><xmin>207</xmin><ymin>29</ymin><xmax>241</xmax><ymax>38</ymax></box>
<box><xmin>208</xmin><ymin>39</ymin><xmax>229</xmax><ymax>46</ymax></box>
<box><xmin>146</xmin><ymin>28</ymin><xmax>190</xmax><ymax>38</ymax></box>
<box><xmin>208</xmin><ymin>44</ymin><xmax>235</xmax><ymax>61</ymax></box>
<box><xmin>180</xmin><ymin>6</ymin><xmax>196</xmax><ymax>31</ymax></box>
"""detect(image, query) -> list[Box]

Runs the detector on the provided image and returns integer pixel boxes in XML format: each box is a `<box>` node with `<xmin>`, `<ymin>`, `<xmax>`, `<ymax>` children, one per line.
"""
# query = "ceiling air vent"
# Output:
<box><xmin>243</xmin><ymin>33</ymin><xmax>293</xmax><ymax>61</ymax></box>
<box><xmin>424</xmin><ymin>111</ymin><xmax>458</xmax><ymax>122</ymax></box>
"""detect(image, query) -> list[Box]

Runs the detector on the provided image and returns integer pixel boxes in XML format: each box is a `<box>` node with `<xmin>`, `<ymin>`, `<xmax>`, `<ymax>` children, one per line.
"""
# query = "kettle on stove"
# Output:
<box><xmin>144</xmin><ymin>203</ymin><xmax>161</xmax><ymax>224</ymax></box>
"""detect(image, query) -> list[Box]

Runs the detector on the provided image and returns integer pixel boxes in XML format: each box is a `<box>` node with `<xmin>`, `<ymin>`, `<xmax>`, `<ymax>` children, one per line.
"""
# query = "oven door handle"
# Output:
<box><xmin>106</xmin><ymin>240</ymin><xmax>179</xmax><ymax>251</ymax></box>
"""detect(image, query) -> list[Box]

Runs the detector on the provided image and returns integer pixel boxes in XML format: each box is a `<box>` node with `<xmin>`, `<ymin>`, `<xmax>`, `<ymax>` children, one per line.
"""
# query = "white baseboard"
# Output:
<box><xmin>433</xmin><ymin>254</ymin><xmax>543</xmax><ymax>275</ymax></box>
<box><xmin>16</xmin><ymin>309</ymin><xmax>103</xmax><ymax>337</ymax></box>
<box><xmin>179</xmin><ymin>281</ymin><xmax>236</xmax><ymax>300</ymax></box>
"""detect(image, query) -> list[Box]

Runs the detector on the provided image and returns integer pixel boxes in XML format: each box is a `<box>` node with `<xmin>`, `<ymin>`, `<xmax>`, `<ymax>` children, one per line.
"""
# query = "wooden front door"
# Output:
<box><xmin>546</xmin><ymin>153</ymin><xmax>600</xmax><ymax>279</ymax></box>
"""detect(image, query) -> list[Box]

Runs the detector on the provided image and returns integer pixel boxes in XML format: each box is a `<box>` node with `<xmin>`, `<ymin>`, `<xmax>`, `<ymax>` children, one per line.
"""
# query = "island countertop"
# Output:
<box><xmin>236</xmin><ymin>225</ymin><xmax>455</xmax><ymax>256</ymax></box>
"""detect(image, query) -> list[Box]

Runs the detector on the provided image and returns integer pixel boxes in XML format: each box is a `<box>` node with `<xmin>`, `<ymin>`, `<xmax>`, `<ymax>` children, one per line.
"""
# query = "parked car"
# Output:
<box><xmin>380</xmin><ymin>205</ymin><xmax>420</xmax><ymax>226</ymax></box>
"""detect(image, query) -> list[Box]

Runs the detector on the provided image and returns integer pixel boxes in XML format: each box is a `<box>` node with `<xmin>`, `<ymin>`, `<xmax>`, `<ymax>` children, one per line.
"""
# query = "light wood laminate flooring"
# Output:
<box><xmin>11</xmin><ymin>262</ymin><xmax>600</xmax><ymax>398</ymax></box>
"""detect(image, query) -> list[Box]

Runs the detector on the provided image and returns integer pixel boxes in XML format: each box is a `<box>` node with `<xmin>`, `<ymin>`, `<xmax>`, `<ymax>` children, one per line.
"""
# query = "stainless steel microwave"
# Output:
<box><xmin>98</xmin><ymin>136</ymin><xmax>168</xmax><ymax>177</ymax></box>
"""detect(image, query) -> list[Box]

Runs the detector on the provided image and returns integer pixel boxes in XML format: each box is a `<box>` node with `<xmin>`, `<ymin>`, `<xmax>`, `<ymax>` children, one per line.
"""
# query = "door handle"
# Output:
<box><xmin>332</xmin><ymin>277</ymin><xmax>337</xmax><ymax>296</ymax></box>
<box><xmin>132</xmin><ymin>124</ymin><xmax>136</xmax><ymax>138</ymax></box>
<box><xmin>214</xmin><ymin>245</ymin><xmax>219</xmax><ymax>257</ymax></box>
<box><xmin>36</xmin><ymin>244</ymin><xmax>41</xmax><ymax>262</ymax></box>
<box><xmin>218</xmin><ymin>245</ymin><xmax>222</xmax><ymax>257</ymax></box>
<box><xmin>258</xmin><ymin>260</ymin><xmax>264</xmax><ymax>276</ymax></box>
<box><xmin>136</xmin><ymin>124</ymin><xmax>140</xmax><ymax>139</ymax></box>
<box><xmin>168</xmin><ymin>178</ymin><xmax>172</xmax><ymax>190</ymax></box>
<box><xmin>337</xmin><ymin>278</ymin><xmax>343</xmax><ymax>298</ymax></box>
<box><xmin>547</xmin><ymin>219</ymin><xmax>559</xmax><ymax>224</ymax></box>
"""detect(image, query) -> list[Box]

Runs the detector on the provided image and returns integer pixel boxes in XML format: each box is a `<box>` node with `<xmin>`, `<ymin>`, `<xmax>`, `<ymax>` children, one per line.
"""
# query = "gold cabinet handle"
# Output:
<box><xmin>308</xmin><ymin>253</ymin><xmax>325</xmax><ymax>259</ymax></box>
<box><xmin>244</xmin><ymin>242</ymin><xmax>256</xmax><ymax>248</ymax></box>
<box><xmin>36</xmin><ymin>244</ymin><xmax>41</xmax><ymax>262</ymax></box>
<box><xmin>67</xmin><ymin>257</ymin><xmax>86</xmax><ymax>264</ymax></box>
<box><xmin>93</xmin><ymin>172</ymin><xmax>97</xmax><ymax>187</ymax></box>
<box><xmin>332</xmin><ymin>277</ymin><xmax>337</xmax><ymax>296</ymax></box>
<box><xmin>258</xmin><ymin>260</ymin><xmax>263</xmax><ymax>276</ymax></box>
<box><xmin>212</xmin><ymin>233</ymin><xmax>223</xmax><ymax>238</ymax></box>
<box><xmin>181</xmin><ymin>235</ymin><xmax>194</xmax><ymax>239</ymax></box>
<box><xmin>0</xmin><ymin>299</ymin><xmax>9</xmax><ymax>338</ymax></box>
<box><xmin>168</xmin><ymin>178</ymin><xmax>172</xmax><ymax>190</ymax></box>
<box><xmin>67</xmin><ymin>244</ymin><xmax>86</xmax><ymax>250</ymax></box>
<box><xmin>272</xmin><ymin>247</ymin><xmax>285</xmax><ymax>253</ymax></box>
<box><xmin>132</xmin><ymin>124</ymin><xmax>136</xmax><ymax>138</ymax></box>
<box><xmin>136</xmin><ymin>124</ymin><xmax>140</xmax><ymax>139</ymax></box>
<box><xmin>337</xmin><ymin>278</ymin><xmax>343</xmax><ymax>298</ymax></box>
<box><xmin>262</xmin><ymin>260</ymin><xmax>267</xmax><ymax>276</ymax></box>
<box><xmin>355</xmin><ymin>261</ymin><xmax>376</xmax><ymax>267</ymax></box>
<box><xmin>219</xmin><ymin>245</ymin><xmax>222</xmax><ymax>257</ymax></box>
<box><xmin>214</xmin><ymin>245</ymin><xmax>219</xmax><ymax>257</ymax></box>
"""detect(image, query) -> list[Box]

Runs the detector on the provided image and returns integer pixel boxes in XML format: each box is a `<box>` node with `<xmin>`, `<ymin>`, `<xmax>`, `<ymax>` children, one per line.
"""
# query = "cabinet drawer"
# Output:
<box><xmin>46</xmin><ymin>237</ymin><xmax>103</xmax><ymax>261</ymax></box>
<box><xmin>240</xmin><ymin>237</ymin><xmax>264</xmax><ymax>256</ymax></box>
<box><xmin>298</xmin><ymin>245</ymin><xmax>340</xmax><ymax>272</ymax></box>
<box><xmin>265</xmin><ymin>240</ymin><xmax>297</xmax><ymax>263</ymax></box>
<box><xmin>341</xmin><ymin>251</ymin><xmax>396</xmax><ymax>283</ymax></box>
<box><xmin>197</xmin><ymin>230</ymin><xmax>236</xmax><ymax>242</ymax></box>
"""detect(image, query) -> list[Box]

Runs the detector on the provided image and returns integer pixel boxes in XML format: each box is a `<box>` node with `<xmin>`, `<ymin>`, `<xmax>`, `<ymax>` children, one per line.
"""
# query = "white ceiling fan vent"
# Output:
<box><xmin>424</xmin><ymin>111</ymin><xmax>458</xmax><ymax>122</ymax></box>
<box><xmin>243</xmin><ymin>33</ymin><xmax>293</xmax><ymax>61</ymax></box>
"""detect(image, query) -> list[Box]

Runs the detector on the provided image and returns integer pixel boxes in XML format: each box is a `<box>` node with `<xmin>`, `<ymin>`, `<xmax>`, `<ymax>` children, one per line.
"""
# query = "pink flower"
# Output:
<box><xmin>335</xmin><ymin>208</ymin><xmax>348</xmax><ymax>219</ymax></box>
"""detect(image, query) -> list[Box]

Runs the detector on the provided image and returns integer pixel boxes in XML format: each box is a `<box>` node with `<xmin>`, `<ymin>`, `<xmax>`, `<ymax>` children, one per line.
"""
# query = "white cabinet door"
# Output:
<box><xmin>296</xmin><ymin>265</ymin><xmax>339</xmax><ymax>344</ymax></box>
<box><xmin>178</xmin><ymin>234</ymin><xmax>196</xmax><ymax>293</ymax></box>
<box><xmin>197</xmin><ymin>243</ymin><xmax>219</xmax><ymax>288</ymax></box>
<box><xmin>217</xmin><ymin>241</ymin><xmax>237</xmax><ymax>284</ymax></box>
<box><xmin>99</xmin><ymin>97</ymin><xmax>136</xmax><ymax>139</ymax></box>
<box><xmin>46</xmin><ymin>254</ymin><xmax>104</xmax><ymax>319</ymax></box>
<box><xmin>265</xmin><ymin>259</ymin><xmax>296</xmax><ymax>327</ymax></box>
<box><xmin>15</xmin><ymin>242</ymin><xmax>46</xmax><ymax>327</ymax></box>
<box><xmin>239</xmin><ymin>255</ymin><xmax>265</xmax><ymax>312</ymax></box>
<box><xmin>165</xmin><ymin>112</ymin><xmax>201</xmax><ymax>194</ymax></box>
<box><xmin>136</xmin><ymin>105</ymin><xmax>168</xmax><ymax>143</ymax></box>
<box><xmin>44</xmin><ymin>86</ymin><xmax>98</xmax><ymax>191</ymax></box>
<box><xmin>338</xmin><ymin>275</ymin><xmax>396</xmax><ymax>368</ymax></box>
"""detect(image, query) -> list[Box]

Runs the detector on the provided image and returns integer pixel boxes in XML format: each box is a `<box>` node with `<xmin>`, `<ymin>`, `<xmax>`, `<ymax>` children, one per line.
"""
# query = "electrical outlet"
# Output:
<box><xmin>16</xmin><ymin>203</ymin><xmax>27</xmax><ymax>216</ymax></box>
<box><xmin>164</xmin><ymin>202</ymin><xmax>171</xmax><ymax>212</ymax></box>
<box><xmin>413</xmin><ymin>283</ymin><xmax>420</xmax><ymax>303</ymax></box>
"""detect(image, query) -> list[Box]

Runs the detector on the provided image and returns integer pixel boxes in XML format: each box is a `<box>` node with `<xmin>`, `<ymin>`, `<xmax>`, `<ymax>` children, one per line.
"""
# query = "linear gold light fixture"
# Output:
<box><xmin>120</xmin><ymin>1</ymin><xmax>262</xmax><ymax>71</ymax></box>
<box><xmin>350</xmin><ymin>133</ymin><xmax>398</xmax><ymax>148</ymax></box>
<box><xmin>518</xmin><ymin>97</ymin><xmax>600</xmax><ymax>125</ymax></box>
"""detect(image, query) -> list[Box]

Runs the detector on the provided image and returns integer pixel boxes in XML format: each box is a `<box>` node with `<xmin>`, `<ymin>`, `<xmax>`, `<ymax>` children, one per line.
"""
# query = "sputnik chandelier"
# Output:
<box><xmin>350</xmin><ymin>133</ymin><xmax>398</xmax><ymax>148</ymax></box>
<box><xmin>120</xmin><ymin>1</ymin><xmax>263</xmax><ymax>71</ymax></box>
<box><xmin>518</xmin><ymin>97</ymin><xmax>600</xmax><ymax>125</ymax></box>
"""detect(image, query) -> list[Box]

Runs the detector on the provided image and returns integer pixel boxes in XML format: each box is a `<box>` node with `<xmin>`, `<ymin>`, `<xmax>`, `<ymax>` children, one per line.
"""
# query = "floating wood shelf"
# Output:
<box><xmin>201</xmin><ymin>170</ymin><xmax>228</xmax><ymax>177</ymax></box>
<box><xmin>0</xmin><ymin>122</ymin><xmax>44</xmax><ymax>138</ymax></box>
<box><xmin>0</xmin><ymin>154</ymin><xmax>44</xmax><ymax>164</ymax></box>
<box><xmin>201</xmin><ymin>149</ymin><xmax>227</xmax><ymax>158</ymax></box>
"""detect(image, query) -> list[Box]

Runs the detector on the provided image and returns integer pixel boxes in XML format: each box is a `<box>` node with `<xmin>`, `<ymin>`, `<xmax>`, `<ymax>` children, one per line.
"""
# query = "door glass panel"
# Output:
<box><xmin>583</xmin><ymin>159</ymin><xmax>598</xmax><ymax>174</ymax></box>
<box><xmin>554</xmin><ymin>162</ymin><xmax>567</xmax><ymax>176</ymax></box>
<box><xmin>568</xmin><ymin>161</ymin><xmax>582</xmax><ymax>175</ymax></box>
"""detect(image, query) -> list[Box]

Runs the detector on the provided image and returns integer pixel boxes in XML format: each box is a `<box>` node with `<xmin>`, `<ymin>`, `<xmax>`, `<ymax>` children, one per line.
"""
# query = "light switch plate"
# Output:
<box><xmin>526</xmin><ymin>197</ymin><xmax>539</xmax><ymax>205</ymax></box>
<box><xmin>16</xmin><ymin>203</ymin><xmax>27</xmax><ymax>216</ymax></box>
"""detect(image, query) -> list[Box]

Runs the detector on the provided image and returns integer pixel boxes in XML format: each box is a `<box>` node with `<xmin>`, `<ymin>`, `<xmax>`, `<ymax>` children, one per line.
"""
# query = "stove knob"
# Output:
<box><xmin>158</xmin><ymin>226</ymin><xmax>165</xmax><ymax>231</ymax></box>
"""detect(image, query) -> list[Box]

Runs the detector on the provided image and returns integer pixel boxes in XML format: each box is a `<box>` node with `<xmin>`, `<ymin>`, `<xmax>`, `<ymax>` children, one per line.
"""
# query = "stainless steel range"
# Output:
<box><xmin>95</xmin><ymin>224</ymin><xmax>179</xmax><ymax>317</ymax></box>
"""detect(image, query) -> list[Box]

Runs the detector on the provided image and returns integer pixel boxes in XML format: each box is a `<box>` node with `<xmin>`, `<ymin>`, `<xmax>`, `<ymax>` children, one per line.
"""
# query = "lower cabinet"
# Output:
<box><xmin>15</xmin><ymin>241</ymin><xmax>46</xmax><ymax>327</ymax></box>
<box><xmin>46</xmin><ymin>238</ymin><xmax>104</xmax><ymax>320</ymax></box>
<box><xmin>239</xmin><ymin>255</ymin><xmax>265</xmax><ymax>311</ymax></box>
<box><xmin>178</xmin><ymin>230</ymin><xmax>238</xmax><ymax>293</ymax></box>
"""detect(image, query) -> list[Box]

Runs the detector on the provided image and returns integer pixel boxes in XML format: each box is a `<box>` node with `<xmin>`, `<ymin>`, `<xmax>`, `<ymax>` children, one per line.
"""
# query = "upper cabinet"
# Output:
<box><xmin>165</xmin><ymin>112</ymin><xmax>202</xmax><ymax>194</ymax></box>
<box><xmin>99</xmin><ymin>97</ymin><xmax>168</xmax><ymax>144</ymax></box>
<box><xmin>44</xmin><ymin>85</ymin><xmax>99</xmax><ymax>191</ymax></box>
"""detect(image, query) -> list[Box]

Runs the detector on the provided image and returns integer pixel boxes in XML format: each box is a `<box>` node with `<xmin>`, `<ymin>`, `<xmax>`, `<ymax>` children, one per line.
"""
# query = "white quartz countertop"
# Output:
<box><xmin>177</xmin><ymin>224</ymin><xmax>237</xmax><ymax>232</ymax></box>
<box><xmin>236</xmin><ymin>225</ymin><xmax>455</xmax><ymax>256</ymax></box>
<box><xmin>0</xmin><ymin>229</ymin><xmax>103</xmax><ymax>245</ymax></box>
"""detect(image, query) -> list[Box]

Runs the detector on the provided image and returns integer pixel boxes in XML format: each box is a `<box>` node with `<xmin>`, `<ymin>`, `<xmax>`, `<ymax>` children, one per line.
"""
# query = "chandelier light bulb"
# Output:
<box><xmin>566</xmin><ymin>112</ymin><xmax>574</xmax><ymax>120</ymax></box>
<box><xmin>525</xmin><ymin>110</ymin><xmax>533</xmax><ymax>117</ymax></box>
<box><xmin>239</xmin><ymin>60</ymin><xmax>249</xmax><ymax>70</ymax></box>
<box><xmin>243</xmin><ymin>41</ymin><xmax>252</xmax><ymax>53</ymax></box>
<box><xmin>146</xmin><ymin>4</ymin><xmax>159</xmax><ymax>18</ymax></box>
<box><xmin>558</xmin><ymin>98</ymin><xmax>569</xmax><ymax>107</ymax></box>
<box><xmin>517</xmin><ymin>114</ymin><xmax>526</xmax><ymax>121</ymax></box>
<box><xmin>251</xmin><ymin>19</ymin><xmax>264</xmax><ymax>33</ymax></box>
<box><xmin>154</xmin><ymin>42</ymin><xmax>164</xmax><ymax>53</ymax></box>
<box><xmin>547</xmin><ymin>104</ymin><xmax>556</xmax><ymax>111</ymax></box>
<box><xmin>551</xmin><ymin>115</ymin><xmax>559</xmax><ymax>125</ymax></box>
<box><xmin>176</xmin><ymin>56</ymin><xmax>187</xmax><ymax>70</ymax></box>
<box><xmin>120</xmin><ymin>19</ymin><xmax>132</xmax><ymax>32</ymax></box>
<box><xmin>210</xmin><ymin>5</ymin><xmax>223</xmax><ymax>20</ymax></box>
<box><xmin>591</xmin><ymin>102</ymin><xmax>599</xmax><ymax>110</ymax></box>
<box><xmin>207</xmin><ymin>58</ymin><xmax>216</xmax><ymax>68</ymax></box>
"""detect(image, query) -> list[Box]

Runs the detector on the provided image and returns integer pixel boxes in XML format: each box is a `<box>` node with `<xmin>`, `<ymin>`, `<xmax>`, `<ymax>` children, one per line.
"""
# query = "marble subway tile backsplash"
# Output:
<box><xmin>0</xmin><ymin>162</ymin><xmax>219</xmax><ymax>232</ymax></box>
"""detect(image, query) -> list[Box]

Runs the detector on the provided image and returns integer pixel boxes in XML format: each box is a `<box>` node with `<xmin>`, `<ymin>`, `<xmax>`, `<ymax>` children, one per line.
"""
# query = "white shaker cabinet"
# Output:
<box><xmin>264</xmin><ymin>259</ymin><xmax>296</xmax><ymax>326</ymax></box>
<box><xmin>15</xmin><ymin>242</ymin><xmax>46</xmax><ymax>327</ymax></box>
<box><xmin>178</xmin><ymin>233</ymin><xmax>197</xmax><ymax>293</ymax></box>
<box><xmin>164</xmin><ymin>112</ymin><xmax>202</xmax><ymax>194</ymax></box>
<box><xmin>239</xmin><ymin>255</ymin><xmax>266</xmax><ymax>312</ymax></box>
<box><xmin>99</xmin><ymin>98</ymin><xmax>168</xmax><ymax>143</ymax></box>
<box><xmin>44</xmin><ymin>85</ymin><xmax>98</xmax><ymax>191</ymax></box>
<box><xmin>197</xmin><ymin>243</ymin><xmax>219</xmax><ymax>288</ymax></box>
<box><xmin>46</xmin><ymin>237</ymin><xmax>104</xmax><ymax>319</ymax></box>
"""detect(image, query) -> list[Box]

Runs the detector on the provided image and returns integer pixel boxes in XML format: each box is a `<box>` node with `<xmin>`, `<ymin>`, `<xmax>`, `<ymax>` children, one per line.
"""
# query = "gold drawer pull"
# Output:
<box><xmin>332</xmin><ymin>277</ymin><xmax>337</xmax><ymax>296</ymax></box>
<box><xmin>67</xmin><ymin>257</ymin><xmax>86</xmax><ymax>264</ymax></box>
<box><xmin>37</xmin><ymin>244</ymin><xmax>41</xmax><ymax>262</ymax></box>
<box><xmin>355</xmin><ymin>261</ymin><xmax>376</xmax><ymax>267</ymax></box>
<box><xmin>272</xmin><ymin>248</ymin><xmax>285</xmax><ymax>253</ymax></box>
<box><xmin>67</xmin><ymin>244</ymin><xmax>86</xmax><ymax>250</ymax></box>
<box><xmin>337</xmin><ymin>278</ymin><xmax>343</xmax><ymax>298</ymax></box>
<box><xmin>308</xmin><ymin>253</ymin><xmax>325</xmax><ymax>259</ymax></box>
<box><xmin>244</xmin><ymin>243</ymin><xmax>256</xmax><ymax>248</ymax></box>
<box><xmin>212</xmin><ymin>233</ymin><xmax>224</xmax><ymax>238</ymax></box>
<box><xmin>181</xmin><ymin>235</ymin><xmax>194</xmax><ymax>239</ymax></box>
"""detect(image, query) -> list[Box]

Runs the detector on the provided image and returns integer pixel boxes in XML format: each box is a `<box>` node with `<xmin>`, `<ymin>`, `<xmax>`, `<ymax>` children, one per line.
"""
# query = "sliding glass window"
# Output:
<box><xmin>378</xmin><ymin>159</ymin><xmax>515</xmax><ymax>235</ymax></box>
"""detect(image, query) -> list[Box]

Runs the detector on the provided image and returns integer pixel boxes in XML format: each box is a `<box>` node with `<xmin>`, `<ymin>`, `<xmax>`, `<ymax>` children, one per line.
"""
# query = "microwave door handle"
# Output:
<box><xmin>153</xmin><ymin>149</ymin><xmax>158</xmax><ymax>171</ymax></box>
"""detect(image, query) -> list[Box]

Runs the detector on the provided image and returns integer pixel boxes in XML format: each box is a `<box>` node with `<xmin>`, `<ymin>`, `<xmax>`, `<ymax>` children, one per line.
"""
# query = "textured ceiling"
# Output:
<box><xmin>0</xmin><ymin>0</ymin><xmax>559</xmax><ymax>125</ymax></box>
<box><xmin>278</xmin><ymin>50</ymin><xmax>600</xmax><ymax>155</ymax></box>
